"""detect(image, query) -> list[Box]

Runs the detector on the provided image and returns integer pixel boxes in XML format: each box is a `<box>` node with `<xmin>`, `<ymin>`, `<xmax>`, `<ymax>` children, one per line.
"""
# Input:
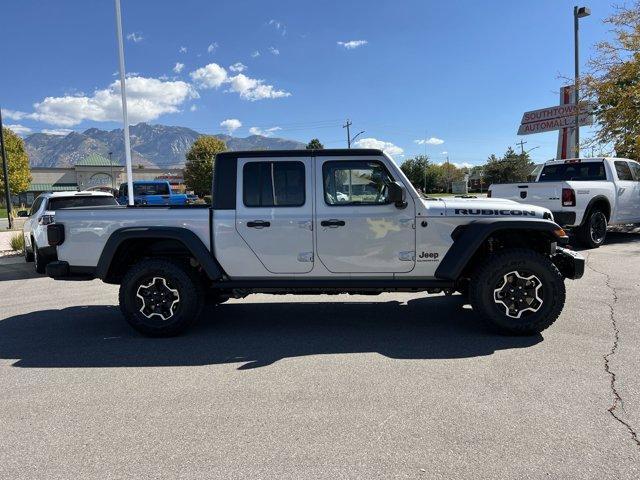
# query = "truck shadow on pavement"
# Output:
<box><xmin>0</xmin><ymin>296</ymin><xmax>541</xmax><ymax>369</ymax></box>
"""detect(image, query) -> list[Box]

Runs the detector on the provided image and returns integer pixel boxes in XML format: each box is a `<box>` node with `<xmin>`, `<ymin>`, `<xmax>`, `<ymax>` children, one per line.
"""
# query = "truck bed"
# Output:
<box><xmin>54</xmin><ymin>205</ymin><xmax>211</xmax><ymax>267</ymax></box>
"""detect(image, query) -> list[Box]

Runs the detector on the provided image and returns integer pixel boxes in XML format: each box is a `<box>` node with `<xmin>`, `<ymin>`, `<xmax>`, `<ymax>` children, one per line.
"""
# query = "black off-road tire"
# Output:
<box><xmin>469</xmin><ymin>248</ymin><xmax>566</xmax><ymax>335</ymax></box>
<box><xmin>576</xmin><ymin>208</ymin><xmax>607</xmax><ymax>249</ymax></box>
<box><xmin>33</xmin><ymin>244</ymin><xmax>47</xmax><ymax>274</ymax></box>
<box><xmin>119</xmin><ymin>258</ymin><xmax>205</xmax><ymax>337</ymax></box>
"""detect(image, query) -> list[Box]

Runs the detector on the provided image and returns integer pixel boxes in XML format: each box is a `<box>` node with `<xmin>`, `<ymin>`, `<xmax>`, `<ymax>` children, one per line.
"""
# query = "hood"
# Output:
<box><xmin>421</xmin><ymin>196</ymin><xmax>553</xmax><ymax>221</ymax></box>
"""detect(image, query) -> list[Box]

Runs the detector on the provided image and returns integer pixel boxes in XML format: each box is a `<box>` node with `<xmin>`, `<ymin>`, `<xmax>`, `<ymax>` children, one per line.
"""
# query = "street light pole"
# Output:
<box><xmin>574</xmin><ymin>5</ymin><xmax>591</xmax><ymax>158</ymax></box>
<box><xmin>114</xmin><ymin>0</ymin><xmax>135</xmax><ymax>206</ymax></box>
<box><xmin>0</xmin><ymin>108</ymin><xmax>13</xmax><ymax>229</ymax></box>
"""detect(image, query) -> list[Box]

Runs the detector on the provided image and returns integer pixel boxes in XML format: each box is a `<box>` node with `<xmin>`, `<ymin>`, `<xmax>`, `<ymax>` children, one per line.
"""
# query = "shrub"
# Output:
<box><xmin>10</xmin><ymin>233</ymin><xmax>24</xmax><ymax>252</ymax></box>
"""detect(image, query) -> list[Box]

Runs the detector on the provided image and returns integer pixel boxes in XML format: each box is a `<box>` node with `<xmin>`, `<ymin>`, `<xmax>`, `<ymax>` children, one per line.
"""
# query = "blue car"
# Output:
<box><xmin>117</xmin><ymin>181</ymin><xmax>191</xmax><ymax>206</ymax></box>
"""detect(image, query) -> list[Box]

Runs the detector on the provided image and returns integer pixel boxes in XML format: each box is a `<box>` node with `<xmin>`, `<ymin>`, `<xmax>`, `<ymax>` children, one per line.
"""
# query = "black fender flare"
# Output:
<box><xmin>580</xmin><ymin>195</ymin><xmax>611</xmax><ymax>226</ymax></box>
<box><xmin>434</xmin><ymin>220</ymin><xmax>564</xmax><ymax>281</ymax></box>
<box><xmin>96</xmin><ymin>226</ymin><xmax>224</xmax><ymax>281</ymax></box>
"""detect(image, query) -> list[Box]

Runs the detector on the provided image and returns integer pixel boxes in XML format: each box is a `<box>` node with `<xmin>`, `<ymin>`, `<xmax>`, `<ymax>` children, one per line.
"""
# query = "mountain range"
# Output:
<box><xmin>23</xmin><ymin>123</ymin><xmax>306</xmax><ymax>168</ymax></box>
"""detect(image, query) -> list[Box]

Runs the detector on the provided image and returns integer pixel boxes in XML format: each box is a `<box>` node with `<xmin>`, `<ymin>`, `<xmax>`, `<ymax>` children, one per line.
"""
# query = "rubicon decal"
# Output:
<box><xmin>454</xmin><ymin>209</ymin><xmax>537</xmax><ymax>216</ymax></box>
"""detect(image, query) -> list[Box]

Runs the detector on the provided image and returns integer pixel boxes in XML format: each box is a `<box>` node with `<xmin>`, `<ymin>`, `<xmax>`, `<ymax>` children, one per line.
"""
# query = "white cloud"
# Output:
<box><xmin>190</xmin><ymin>104</ymin><xmax>197</xmax><ymax>112</ymax></box>
<box><xmin>437</xmin><ymin>161</ymin><xmax>473</xmax><ymax>169</ymax></box>
<box><xmin>220</xmin><ymin>118</ymin><xmax>242</xmax><ymax>133</ymax></box>
<box><xmin>190</xmin><ymin>63</ymin><xmax>228</xmax><ymax>88</ymax></box>
<box><xmin>414</xmin><ymin>137</ymin><xmax>444</xmax><ymax>146</ymax></box>
<box><xmin>269</xmin><ymin>46</ymin><xmax>280</xmax><ymax>55</ymax></box>
<box><xmin>251</xmin><ymin>50</ymin><xmax>261</xmax><ymax>58</ymax></box>
<box><xmin>337</xmin><ymin>40</ymin><xmax>368</xmax><ymax>49</ymax></box>
<box><xmin>207</xmin><ymin>42</ymin><xmax>219</xmax><ymax>53</ymax></box>
<box><xmin>229</xmin><ymin>62</ymin><xmax>247</xmax><ymax>73</ymax></box>
<box><xmin>179</xmin><ymin>46</ymin><xmax>187</xmax><ymax>53</ymax></box>
<box><xmin>189</xmin><ymin>63</ymin><xmax>290</xmax><ymax>101</ymax></box>
<box><xmin>227</xmin><ymin>73</ymin><xmax>290</xmax><ymax>101</ymax></box>
<box><xmin>353</xmin><ymin>137</ymin><xmax>403</xmax><ymax>156</ymax></box>
<box><xmin>173</xmin><ymin>62</ymin><xmax>185</xmax><ymax>73</ymax></box>
<box><xmin>268</xmin><ymin>19</ymin><xmax>287</xmax><ymax>36</ymax></box>
<box><xmin>441</xmin><ymin>151</ymin><xmax>448</xmax><ymax>155</ymax></box>
<box><xmin>3</xmin><ymin>109</ymin><xmax>27</xmax><ymax>121</ymax></box>
<box><xmin>249</xmin><ymin>126</ymin><xmax>282</xmax><ymax>136</ymax></box>
<box><xmin>6</xmin><ymin>124</ymin><xmax>32</xmax><ymax>136</ymax></box>
<box><xmin>127</xmin><ymin>32</ymin><xmax>143</xmax><ymax>43</ymax></box>
<box><xmin>41</xmin><ymin>128</ymin><xmax>73</xmax><ymax>136</ymax></box>
<box><xmin>17</xmin><ymin>76</ymin><xmax>198</xmax><ymax>127</ymax></box>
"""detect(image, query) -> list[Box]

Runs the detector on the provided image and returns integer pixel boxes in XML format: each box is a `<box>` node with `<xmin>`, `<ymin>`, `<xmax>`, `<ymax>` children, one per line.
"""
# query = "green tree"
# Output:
<box><xmin>0</xmin><ymin>127</ymin><xmax>32</xmax><ymax>199</ymax></box>
<box><xmin>184</xmin><ymin>136</ymin><xmax>227</xmax><ymax>196</ymax></box>
<box><xmin>483</xmin><ymin>148</ymin><xmax>533</xmax><ymax>185</ymax></box>
<box><xmin>584</xmin><ymin>2</ymin><xmax>640</xmax><ymax>159</ymax></box>
<box><xmin>306</xmin><ymin>138</ymin><xmax>324</xmax><ymax>150</ymax></box>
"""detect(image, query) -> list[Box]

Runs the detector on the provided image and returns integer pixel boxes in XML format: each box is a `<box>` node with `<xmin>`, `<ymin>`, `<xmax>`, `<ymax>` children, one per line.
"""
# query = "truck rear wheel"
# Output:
<box><xmin>469</xmin><ymin>248</ymin><xmax>566</xmax><ymax>335</ymax></box>
<box><xmin>119</xmin><ymin>258</ymin><xmax>204</xmax><ymax>337</ymax></box>
<box><xmin>576</xmin><ymin>209</ymin><xmax>607</xmax><ymax>249</ymax></box>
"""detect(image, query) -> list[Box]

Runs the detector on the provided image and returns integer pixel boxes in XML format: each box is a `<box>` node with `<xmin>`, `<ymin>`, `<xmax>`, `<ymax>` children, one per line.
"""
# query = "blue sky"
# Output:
<box><xmin>0</xmin><ymin>0</ymin><xmax>616</xmax><ymax>166</ymax></box>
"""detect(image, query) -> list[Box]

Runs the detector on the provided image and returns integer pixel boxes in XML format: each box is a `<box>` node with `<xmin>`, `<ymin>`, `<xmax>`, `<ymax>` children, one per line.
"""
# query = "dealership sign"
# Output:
<box><xmin>517</xmin><ymin>85</ymin><xmax>595</xmax><ymax>159</ymax></box>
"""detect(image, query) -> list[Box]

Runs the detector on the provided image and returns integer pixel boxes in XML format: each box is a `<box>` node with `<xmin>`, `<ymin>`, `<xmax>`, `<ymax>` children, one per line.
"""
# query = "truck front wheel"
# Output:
<box><xmin>469</xmin><ymin>248</ymin><xmax>566</xmax><ymax>335</ymax></box>
<box><xmin>119</xmin><ymin>258</ymin><xmax>204</xmax><ymax>337</ymax></box>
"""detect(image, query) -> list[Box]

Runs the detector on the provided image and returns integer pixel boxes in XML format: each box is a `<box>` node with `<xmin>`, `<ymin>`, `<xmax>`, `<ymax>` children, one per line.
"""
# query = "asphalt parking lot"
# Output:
<box><xmin>0</xmin><ymin>231</ymin><xmax>639</xmax><ymax>479</ymax></box>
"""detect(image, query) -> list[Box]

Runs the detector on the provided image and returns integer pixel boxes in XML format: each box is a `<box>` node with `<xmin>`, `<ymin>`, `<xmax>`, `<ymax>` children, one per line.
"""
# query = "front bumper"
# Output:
<box><xmin>551</xmin><ymin>247</ymin><xmax>585</xmax><ymax>280</ymax></box>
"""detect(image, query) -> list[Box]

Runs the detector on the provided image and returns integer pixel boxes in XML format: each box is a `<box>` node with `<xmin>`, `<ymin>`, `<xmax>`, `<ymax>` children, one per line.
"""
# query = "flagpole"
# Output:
<box><xmin>114</xmin><ymin>0</ymin><xmax>134</xmax><ymax>206</ymax></box>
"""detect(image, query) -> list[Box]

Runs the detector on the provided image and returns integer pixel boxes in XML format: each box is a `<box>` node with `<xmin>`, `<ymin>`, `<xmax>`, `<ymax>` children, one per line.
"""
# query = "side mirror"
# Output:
<box><xmin>17</xmin><ymin>210</ymin><xmax>29</xmax><ymax>218</ymax></box>
<box><xmin>388</xmin><ymin>181</ymin><xmax>407</xmax><ymax>209</ymax></box>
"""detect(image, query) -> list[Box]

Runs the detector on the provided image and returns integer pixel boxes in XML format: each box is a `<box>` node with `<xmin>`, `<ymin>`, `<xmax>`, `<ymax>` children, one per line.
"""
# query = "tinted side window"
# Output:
<box><xmin>243</xmin><ymin>161</ymin><xmax>305</xmax><ymax>207</ymax></box>
<box><xmin>323</xmin><ymin>161</ymin><xmax>395</xmax><ymax>206</ymax></box>
<box><xmin>615</xmin><ymin>161</ymin><xmax>634</xmax><ymax>181</ymax></box>
<box><xmin>628</xmin><ymin>162</ymin><xmax>640</xmax><ymax>181</ymax></box>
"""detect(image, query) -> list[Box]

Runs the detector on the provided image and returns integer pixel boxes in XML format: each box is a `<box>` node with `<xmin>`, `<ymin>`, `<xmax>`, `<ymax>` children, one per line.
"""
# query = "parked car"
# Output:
<box><xmin>117</xmin><ymin>181</ymin><xmax>191</xmax><ymax>206</ymax></box>
<box><xmin>46</xmin><ymin>148</ymin><xmax>583</xmax><ymax>337</ymax></box>
<box><xmin>21</xmin><ymin>191</ymin><xmax>118</xmax><ymax>273</ymax></box>
<box><xmin>488</xmin><ymin>157</ymin><xmax>640</xmax><ymax>248</ymax></box>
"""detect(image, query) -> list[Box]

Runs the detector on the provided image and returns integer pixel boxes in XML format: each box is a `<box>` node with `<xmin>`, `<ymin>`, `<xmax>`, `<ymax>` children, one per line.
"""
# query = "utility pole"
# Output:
<box><xmin>516</xmin><ymin>139</ymin><xmax>527</xmax><ymax>155</ymax></box>
<box><xmin>0</xmin><ymin>107</ymin><xmax>13</xmax><ymax>229</ymax></box>
<box><xmin>343</xmin><ymin>119</ymin><xmax>352</xmax><ymax>148</ymax></box>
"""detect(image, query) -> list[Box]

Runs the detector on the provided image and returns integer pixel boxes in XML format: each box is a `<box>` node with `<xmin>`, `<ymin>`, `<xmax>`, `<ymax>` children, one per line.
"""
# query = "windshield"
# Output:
<box><xmin>47</xmin><ymin>196</ymin><xmax>118</xmax><ymax>209</ymax></box>
<box><xmin>538</xmin><ymin>162</ymin><xmax>607</xmax><ymax>182</ymax></box>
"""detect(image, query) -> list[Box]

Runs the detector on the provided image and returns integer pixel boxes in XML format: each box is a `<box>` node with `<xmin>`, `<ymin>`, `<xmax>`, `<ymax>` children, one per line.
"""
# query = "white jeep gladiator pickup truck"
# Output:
<box><xmin>489</xmin><ymin>157</ymin><xmax>640</xmax><ymax>248</ymax></box>
<box><xmin>44</xmin><ymin>149</ymin><xmax>584</xmax><ymax>337</ymax></box>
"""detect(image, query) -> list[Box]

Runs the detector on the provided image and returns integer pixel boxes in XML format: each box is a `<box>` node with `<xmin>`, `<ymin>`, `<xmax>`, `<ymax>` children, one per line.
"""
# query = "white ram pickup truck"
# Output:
<box><xmin>489</xmin><ymin>157</ymin><xmax>640</xmax><ymax>248</ymax></box>
<box><xmin>45</xmin><ymin>149</ymin><xmax>584</xmax><ymax>337</ymax></box>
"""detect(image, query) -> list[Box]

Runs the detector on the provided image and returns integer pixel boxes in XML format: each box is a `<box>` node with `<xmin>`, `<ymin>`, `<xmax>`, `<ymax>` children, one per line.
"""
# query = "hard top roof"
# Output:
<box><xmin>215</xmin><ymin>148</ymin><xmax>384</xmax><ymax>160</ymax></box>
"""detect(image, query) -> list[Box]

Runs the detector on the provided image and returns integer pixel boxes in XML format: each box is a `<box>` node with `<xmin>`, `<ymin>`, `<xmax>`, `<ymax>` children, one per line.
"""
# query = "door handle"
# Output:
<box><xmin>321</xmin><ymin>219</ymin><xmax>346</xmax><ymax>227</ymax></box>
<box><xmin>247</xmin><ymin>220</ymin><xmax>271</xmax><ymax>228</ymax></box>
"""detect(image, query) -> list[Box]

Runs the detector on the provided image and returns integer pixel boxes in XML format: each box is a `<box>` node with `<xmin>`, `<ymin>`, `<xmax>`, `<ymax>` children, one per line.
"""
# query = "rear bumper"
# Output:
<box><xmin>46</xmin><ymin>261</ymin><xmax>96</xmax><ymax>281</ymax></box>
<box><xmin>551</xmin><ymin>211</ymin><xmax>577</xmax><ymax>227</ymax></box>
<box><xmin>551</xmin><ymin>247</ymin><xmax>585</xmax><ymax>280</ymax></box>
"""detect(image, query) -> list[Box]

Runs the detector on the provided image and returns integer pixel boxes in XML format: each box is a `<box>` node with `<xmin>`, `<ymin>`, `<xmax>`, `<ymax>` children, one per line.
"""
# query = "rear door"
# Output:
<box><xmin>626</xmin><ymin>161</ymin><xmax>640</xmax><ymax>222</ymax></box>
<box><xmin>235</xmin><ymin>157</ymin><xmax>314</xmax><ymax>274</ymax></box>
<box><xmin>613</xmin><ymin>160</ymin><xmax>636</xmax><ymax>222</ymax></box>
<box><xmin>315</xmin><ymin>156</ymin><xmax>416</xmax><ymax>274</ymax></box>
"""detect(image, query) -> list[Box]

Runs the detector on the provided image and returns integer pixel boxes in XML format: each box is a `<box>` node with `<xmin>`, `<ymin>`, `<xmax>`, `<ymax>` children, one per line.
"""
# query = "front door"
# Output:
<box><xmin>315</xmin><ymin>157</ymin><xmax>416</xmax><ymax>274</ymax></box>
<box><xmin>235</xmin><ymin>157</ymin><xmax>314</xmax><ymax>274</ymax></box>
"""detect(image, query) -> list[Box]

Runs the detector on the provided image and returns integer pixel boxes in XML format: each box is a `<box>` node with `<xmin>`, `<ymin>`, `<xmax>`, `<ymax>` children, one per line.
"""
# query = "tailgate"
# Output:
<box><xmin>490</xmin><ymin>183</ymin><xmax>563</xmax><ymax>211</ymax></box>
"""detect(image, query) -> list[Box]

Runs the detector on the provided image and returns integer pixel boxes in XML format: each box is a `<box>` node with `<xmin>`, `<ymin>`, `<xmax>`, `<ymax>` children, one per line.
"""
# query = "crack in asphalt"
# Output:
<box><xmin>586</xmin><ymin>260</ymin><xmax>640</xmax><ymax>448</ymax></box>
